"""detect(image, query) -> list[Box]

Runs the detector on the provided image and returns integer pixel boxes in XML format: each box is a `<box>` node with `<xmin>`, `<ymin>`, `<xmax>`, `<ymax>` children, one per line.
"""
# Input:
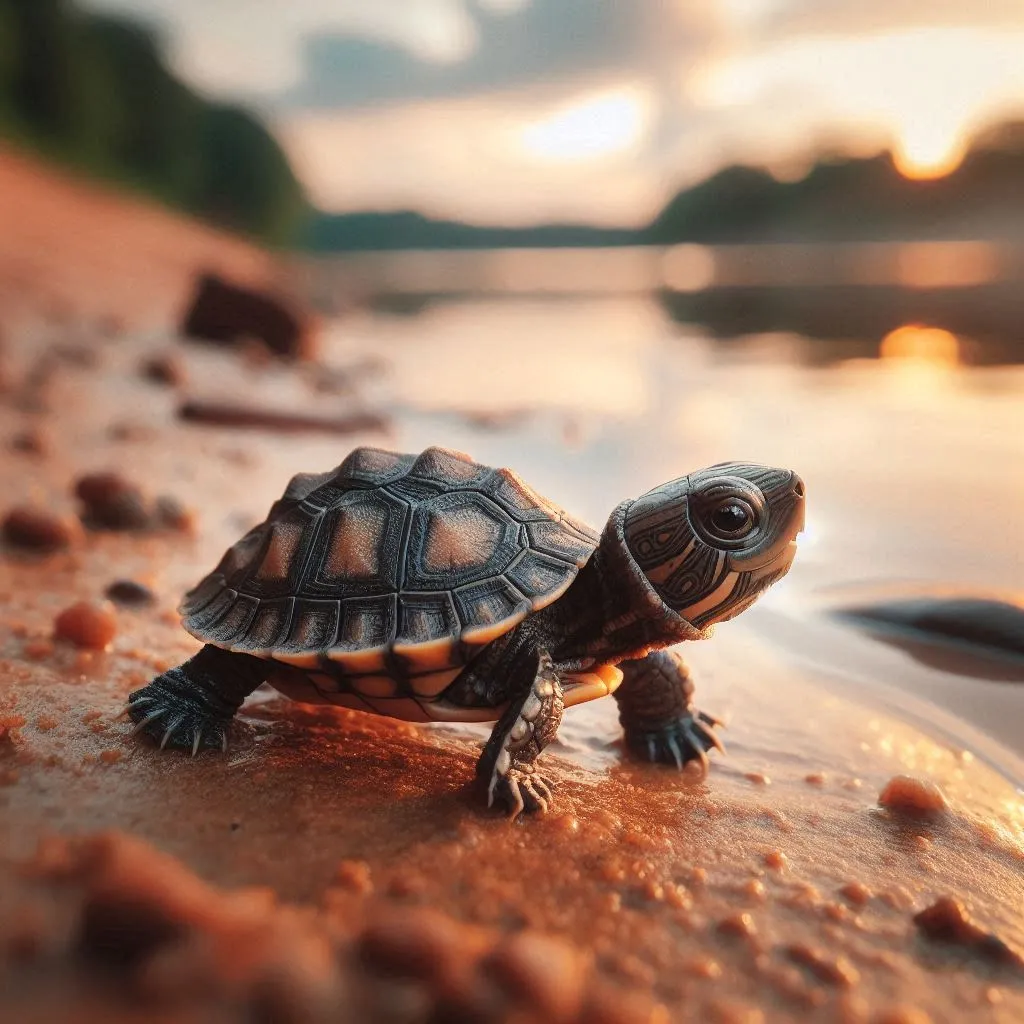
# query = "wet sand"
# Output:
<box><xmin>2</xmin><ymin>153</ymin><xmax>1023</xmax><ymax>1022</ymax></box>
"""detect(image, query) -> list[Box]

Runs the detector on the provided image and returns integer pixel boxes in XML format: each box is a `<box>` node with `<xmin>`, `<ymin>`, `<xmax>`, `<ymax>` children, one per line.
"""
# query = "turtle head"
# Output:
<box><xmin>623</xmin><ymin>463</ymin><xmax>805</xmax><ymax>629</ymax></box>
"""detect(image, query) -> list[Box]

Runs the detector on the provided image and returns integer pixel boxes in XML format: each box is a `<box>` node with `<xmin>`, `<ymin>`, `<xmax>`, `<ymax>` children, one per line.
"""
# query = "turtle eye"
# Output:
<box><xmin>707</xmin><ymin>501</ymin><xmax>755</xmax><ymax>539</ymax></box>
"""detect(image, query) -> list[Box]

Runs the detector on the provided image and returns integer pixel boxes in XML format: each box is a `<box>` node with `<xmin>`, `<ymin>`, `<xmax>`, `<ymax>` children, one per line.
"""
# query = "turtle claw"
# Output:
<box><xmin>490</xmin><ymin>768</ymin><xmax>556</xmax><ymax>818</ymax></box>
<box><xmin>627</xmin><ymin>708</ymin><xmax>726</xmax><ymax>776</ymax></box>
<box><xmin>126</xmin><ymin>683</ymin><xmax>230</xmax><ymax>755</ymax></box>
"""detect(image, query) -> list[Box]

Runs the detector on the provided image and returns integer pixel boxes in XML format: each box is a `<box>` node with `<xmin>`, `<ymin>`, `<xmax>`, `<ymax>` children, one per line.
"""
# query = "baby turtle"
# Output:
<box><xmin>128</xmin><ymin>446</ymin><xmax>805</xmax><ymax>815</ymax></box>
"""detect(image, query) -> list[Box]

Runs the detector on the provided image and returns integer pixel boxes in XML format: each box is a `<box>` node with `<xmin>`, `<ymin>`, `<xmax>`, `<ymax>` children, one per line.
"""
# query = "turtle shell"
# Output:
<box><xmin>179</xmin><ymin>447</ymin><xmax>598</xmax><ymax>689</ymax></box>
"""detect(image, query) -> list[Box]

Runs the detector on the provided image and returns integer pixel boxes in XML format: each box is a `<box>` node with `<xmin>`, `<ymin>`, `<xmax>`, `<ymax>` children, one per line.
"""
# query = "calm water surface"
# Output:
<box><xmin>321</xmin><ymin>293</ymin><xmax>1024</xmax><ymax>768</ymax></box>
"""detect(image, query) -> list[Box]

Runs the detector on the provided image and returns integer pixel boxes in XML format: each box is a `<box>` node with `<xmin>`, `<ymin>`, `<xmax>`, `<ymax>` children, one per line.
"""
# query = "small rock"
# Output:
<box><xmin>10</xmin><ymin>426</ymin><xmax>51</xmax><ymax>456</ymax></box>
<box><xmin>878</xmin><ymin>775</ymin><xmax>949</xmax><ymax>816</ymax></box>
<box><xmin>839</xmin><ymin>882</ymin><xmax>872</xmax><ymax>906</ymax></box>
<box><xmin>75</xmin><ymin>472</ymin><xmax>151</xmax><ymax>530</ymax></box>
<box><xmin>482</xmin><ymin>931</ymin><xmax>585</xmax><ymax>1023</ymax></box>
<box><xmin>913</xmin><ymin>897</ymin><xmax>1024</xmax><ymax>969</ymax></box>
<box><xmin>54</xmin><ymin>600</ymin><xmax>118</xmax><ymax>651</ymax></box>
<box><xmin>333</xmin><ymin>860</ymin><xmax>373</xmax><ymax>895</ymax></box>
<box><xmin>141</xmin><ymin>352</ymin><xmax>187</xmax><ymax>388</ymax></box>
<box><xmin>181</xmin><ymin>273</ymin><xmax>316</xmax><ymax>360</ymax></box>
<box><xmin>717</xmin><ymin>913</ymin><xmax>757</xmax><ymax>938</ymax></box>
<box><xmin>105</xmin><ymin>580</ymin><xmax>157</xmax><ymax>607</ymax></box>
<box><xmin>153</xmin><ymin>495</ymin><xmax>196</xmax><ymax>533</ymax></box>
<box><xmin>784</xmin><ymin>944</ymin><xmax>860</xmax><ymax>988</ymax></box>
<box><xmin>3</xmin><ymin>507</ymin><xmax>80</xmax><ymax>552</ymax></box>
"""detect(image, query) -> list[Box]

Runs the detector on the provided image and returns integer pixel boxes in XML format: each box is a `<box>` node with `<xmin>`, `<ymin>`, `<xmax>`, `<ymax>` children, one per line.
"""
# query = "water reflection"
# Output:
<box><xmin>302</xmin><ymin>242</ymin><xmax>1024</xmax><ymax>365</ymax></box>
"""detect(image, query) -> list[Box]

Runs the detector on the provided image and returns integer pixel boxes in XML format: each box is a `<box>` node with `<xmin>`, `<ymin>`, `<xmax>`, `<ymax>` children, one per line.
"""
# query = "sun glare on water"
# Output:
<box><xmin>519</xmin><ymin>87</ymin><xmax>651</xmax><ymax>163</ymax></box>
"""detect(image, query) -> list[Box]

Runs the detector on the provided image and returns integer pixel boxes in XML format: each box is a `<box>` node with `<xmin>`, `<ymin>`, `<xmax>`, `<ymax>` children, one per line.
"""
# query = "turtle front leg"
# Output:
<box><xmin>476</xmin><ymin>651</ymin><xmax>564</xmax><ymax>817</ymax></box>
<box><xmin>126</xmin><ymin>645</ymin><xmax>265</xmax><ymax>755</ymax></box>
<box><xmin>614</xmin><ymin>649</ymin><xmax>724</xmax><ymax>776</ymax></box>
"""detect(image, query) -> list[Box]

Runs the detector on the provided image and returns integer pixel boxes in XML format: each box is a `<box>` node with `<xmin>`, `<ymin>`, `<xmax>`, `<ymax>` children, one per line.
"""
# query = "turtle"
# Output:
<box><xmin>127</xmin><ymin>446</ymin><xmax>805</xmax><ymax>815</ymax></box>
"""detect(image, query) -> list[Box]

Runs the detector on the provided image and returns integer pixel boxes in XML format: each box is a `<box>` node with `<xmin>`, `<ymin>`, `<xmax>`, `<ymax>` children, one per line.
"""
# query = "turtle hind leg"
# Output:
<box><xmin>127</xmin><ymin>645</ymin><xmax>265</xmax><ymax>754</ymax></box>
<box><xmin>476</xmin><ymin>650</ymin><xmax>564</xmax><ymax>817</ymax></box>
<box><xmin>614</xmin><ymin>649</ymin><xmax>725</xmax><ymax>777</ymax></box>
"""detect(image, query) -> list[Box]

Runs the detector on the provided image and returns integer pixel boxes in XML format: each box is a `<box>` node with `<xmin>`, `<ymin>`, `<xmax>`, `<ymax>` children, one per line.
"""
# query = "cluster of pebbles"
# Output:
<box><xmin>3</xmin><ymin>831</ymin><xmax>658</xmax><ymax>1024</ymax></box>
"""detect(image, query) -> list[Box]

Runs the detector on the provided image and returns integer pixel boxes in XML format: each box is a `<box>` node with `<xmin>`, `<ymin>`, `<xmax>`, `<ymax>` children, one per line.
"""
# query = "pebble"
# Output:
<box><xmin>763</xmin><ymin>850</ymin><xmax>788</xmax><ymax>871</ymax></box>
<box><xmin>483</xmin><ymin>931</ymin><xmax>585</xmax><ymax>1023</ymax></box>
<box><xmin>716</xmin><ymin>913</ymin><xmax>757</xmax><ymax>939</ymax></box>
<box><xmin>913</xmin><ymin>896</ymin><xmax>1024</xmax><ymax>968</ymax></box>
<box><xmin>878</xmin><ymin>775</ymin><xmax>949</xmax><ymax>815</ymax></box>
<box><xmin>10</xmin><ymin>426</ymin><xmax>51</xmax><ymax>456</ymax></box>
<box><xmin>153</xmin><ymin>495</ymin><xmax>196</xmax><ymax>533</ymax></box>
<box><xmin>141</xmin><ymin>352</ymin><xmax>187</xmax><ymax>387</ymax></box>
<box><xmin>75</xmin><ymin>472</ymin><xmax>151</xmax><ymax>530</ymax></box>
<box><xmin>785</xmin><ymin>944</ymin><xmax>860</xmax><ymax>988</ymax></box>
<box><xmin>840</xmin><ymin>882</ymin><xmax>872</xmax><ymax>905</ymax></box>
<box><xmin>105</xmin><ymin>579</ymin><xmax>157</xmax><ymax>607</ymax></box>
<box><xmin>3</xmin><ymin>507</ymin><xmax>80</xmax><ymax>552</ymax></box>
<box><xmin>53</xmin><ymin>600</ymin><xmax>117</xmax><ymax>650</ymax></box>
<box><xmin>333</xmin><ymin>860</ymin><xmax>373</xmax><ymax>895</ymax></box>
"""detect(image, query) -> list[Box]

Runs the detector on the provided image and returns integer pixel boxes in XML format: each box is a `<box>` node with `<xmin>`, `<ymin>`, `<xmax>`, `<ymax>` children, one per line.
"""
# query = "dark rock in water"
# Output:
<box><xmin>181</xmin><ymin>273</ymin><xmax>313</xmax><ymax>360</ymax></box>
<box><xmin>105</xmin><ymin>580</ymin><xmax>157</xmax><ymax>607</ymax></box>
<box><xmin>835</xmin><ymin>597</ymin><xmax>1024</xmax><ymax>663</ymax></box>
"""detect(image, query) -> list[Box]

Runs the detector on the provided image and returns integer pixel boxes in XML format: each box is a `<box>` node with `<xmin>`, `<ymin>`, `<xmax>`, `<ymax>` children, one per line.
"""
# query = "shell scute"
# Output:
<box><xmin>335</xmin><ymin>447</ymin><xmax>417</xmax><ymax>488</ymax></box>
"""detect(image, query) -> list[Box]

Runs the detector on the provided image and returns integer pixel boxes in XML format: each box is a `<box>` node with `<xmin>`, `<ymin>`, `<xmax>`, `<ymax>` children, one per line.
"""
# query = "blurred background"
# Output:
<box><xmin>0</xmin><ymin>0</ymin><xmax>1022</xmax><ymax>753</ymax></box>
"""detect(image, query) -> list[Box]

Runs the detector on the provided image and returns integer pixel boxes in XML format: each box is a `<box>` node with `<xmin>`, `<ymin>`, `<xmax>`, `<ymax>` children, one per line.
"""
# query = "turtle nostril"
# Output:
<box><xmin>791</xmin><ymin>476</ymin><xmax>805</xmax><ymax>498</ymax></box>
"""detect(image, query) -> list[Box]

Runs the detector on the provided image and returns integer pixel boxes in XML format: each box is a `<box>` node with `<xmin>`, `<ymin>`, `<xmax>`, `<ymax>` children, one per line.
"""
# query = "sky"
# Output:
<box><xmin>80</xmin><ymin>0</ymin><xmax>1024</xmax><ymax>226</ymax></box>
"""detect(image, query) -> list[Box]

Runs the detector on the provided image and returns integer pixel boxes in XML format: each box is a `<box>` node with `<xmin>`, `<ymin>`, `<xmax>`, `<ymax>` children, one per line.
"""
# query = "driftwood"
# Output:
<box><xmin>178</xmin><ymin>399</ymin><xmax>391</xmax><ymax>436</ymax></box>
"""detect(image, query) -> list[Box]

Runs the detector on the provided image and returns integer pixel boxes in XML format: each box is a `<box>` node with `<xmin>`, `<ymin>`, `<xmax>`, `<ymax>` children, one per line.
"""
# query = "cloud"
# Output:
<box><xmin>77</xmin><ymin>0</ymin><xmax>483</xmax><ymax>95</ymax></box>
<box><xmin>761</xmin><ymin>0</ymin><xmax>1024</xmax><ymax>39</ymax></box>
<box><xmin>279</xmin><ymin>0</ymin><xmax>714</xmax><ymax>111</ymax></box>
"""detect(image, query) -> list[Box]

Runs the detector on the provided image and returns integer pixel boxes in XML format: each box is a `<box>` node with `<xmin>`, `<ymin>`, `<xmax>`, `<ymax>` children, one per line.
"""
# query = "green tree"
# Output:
<box><xmin>193</xmin><ymin>103</ymin><xmax>308</xmax><ymax>244</ymax></box>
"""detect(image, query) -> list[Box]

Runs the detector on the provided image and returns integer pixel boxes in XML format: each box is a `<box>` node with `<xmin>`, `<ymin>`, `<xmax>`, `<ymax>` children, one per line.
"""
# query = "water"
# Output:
<box><xmin>314</xmin><ymin>282</ymin><xmax>1024</xmax><ymax>767</ymax></box>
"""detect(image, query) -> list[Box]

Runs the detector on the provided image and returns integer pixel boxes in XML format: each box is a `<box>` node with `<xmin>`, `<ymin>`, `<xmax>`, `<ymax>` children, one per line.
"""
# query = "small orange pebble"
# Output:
<box><xmin>743</xmin><ymin>879</ymin><xmax>767</xmax><ymax>902</ymax></box>
<box><xmin>878</xmin><ymin>775</ymin><xmax>949</xmax><ymax>815</ymax></box>
<box><xmin>804</xmin><ymin>772</ymin><xmax>826</xmax><ymax>785</ymax></box>
<box><xmin>81</xmin><ymin>710</ymin><xmax>103</xmax><ymax>723</ymax></box>
<box><xmin>717</xmin><ymin>912</ymin><xmax>757</xmax><ymax>938</ymax></box>
<box><xmin>763</xmin><ymin>850</ymin><xmax>788</xmax><ymax>871</ymax></box>
<box><xmin>35</xmin><ymin>715</ymin><xmax>58</xmax><ymax>732</ymax></box>
<box><xmin>842</xmin><ymin>778</ymin><xmax>863</xmax><ymax>791</ymax></box>
<box><xmin>687</xmin><ymin>956</ymin><xmax>722</xmax><ymax>980</ymax></box>
<box><xmin>823</xmin><ymin>901</ymin><xmax>849</xmax><ymax>923</ymax></box>
<box><xmin>744</xmin><ymin>771</ymin><xmax>770</xmax><ymax>786</ymax></box>
<box><xmin>689</xmin><ymin>866</ymin><xmax>708</xmax><ymax>886</ymax></box>
<box><xmin>53</xmin><ymin>600</ymin><xmax>117</xmax><ymax>651</ymax></box>
<box><xmin>839</xmin><ymin>882</ymin><xmax>872</xmax><ymax>905</ymax></box>
<box><xmin>334</xmin><ymin>859</ymin><xmax>373</xmax><ymax>895</ymax></box>
<box><xmin>642</xmin><ymin>880</ymin><xmax>665</xmax><ymax>902</ymax></box>
<box><xmin>98</xmin><ymin>749</ymin><xmax>122</xmax><ymax>765</ymax></box>
<box><xmin>664</xmin><ymin>882</ymin><xmax>692</xmax><ymax>910</ymax></box>
<box><xmin>23</xmin><ymin>638</ymin><xmax>54</xmax><ymax>660</ymax></box>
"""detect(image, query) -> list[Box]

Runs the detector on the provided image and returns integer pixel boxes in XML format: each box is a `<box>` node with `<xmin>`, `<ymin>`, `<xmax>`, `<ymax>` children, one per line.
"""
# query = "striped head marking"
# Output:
<box><xmin>622</xmin><ymin>463</ymin><xmax>805</xmax><ymax>629</ymax></box>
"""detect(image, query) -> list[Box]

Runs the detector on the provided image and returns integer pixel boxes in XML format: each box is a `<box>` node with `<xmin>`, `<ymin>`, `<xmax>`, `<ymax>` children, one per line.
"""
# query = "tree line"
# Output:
<box><xmin>0</xmin><ymin>0</ymin><xmax>309</xmax><ymax>245</ymax></box>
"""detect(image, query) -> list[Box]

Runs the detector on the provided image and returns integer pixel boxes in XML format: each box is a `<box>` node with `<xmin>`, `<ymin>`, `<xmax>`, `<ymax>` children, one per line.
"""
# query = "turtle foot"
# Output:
<box><xmin>626</xmin><ymin>709</ymin><xmax>725</xmax><ymax>777</ymax></box>
<box><xmin>488</xmin><ymin>767</ymin><xmax>555</xmax><ymax>818</ymax></box>
<box><xmin>126</xmin><ymin>673</ymin><xmax>231</xmax><ymax>756</ymax></box>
